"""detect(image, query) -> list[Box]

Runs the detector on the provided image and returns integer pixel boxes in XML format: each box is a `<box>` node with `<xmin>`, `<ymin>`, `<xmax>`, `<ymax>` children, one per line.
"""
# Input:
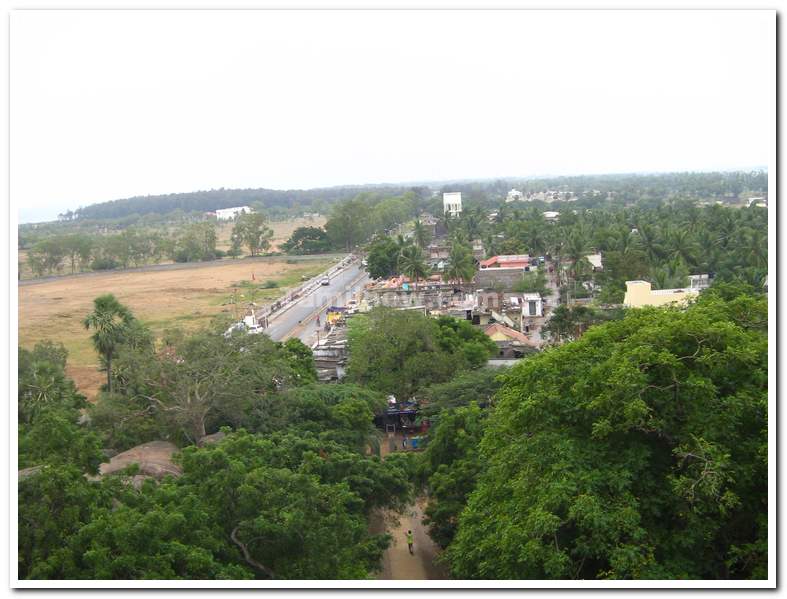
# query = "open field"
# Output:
<box><xmin>18</xmin><ymin>255</ymin><xmax>336</xmax><ymax>401</ymax></box>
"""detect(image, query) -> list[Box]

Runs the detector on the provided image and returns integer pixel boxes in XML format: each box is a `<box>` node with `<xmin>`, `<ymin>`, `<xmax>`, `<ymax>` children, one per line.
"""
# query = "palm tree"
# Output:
<box><xmin>445</xmin><ymin>242</ymin><xmax>476</xmax><ymax>284</ymax></box>
<box><xmin>744</xmin><ymin>228</ymin><xmax>767</xmax><ymax>269</ymax></box>
<box><xmin>412</xmin><ymin>219</ymin><xmax>431</xmax><ymax>249</ymax></box>
<box><xmin>562</xmin><ymin>231</ymin><xmax>590</xmax><ymax>286</ymax></box>
<box><xmin>397</xmin><ymin>245</ymin><xmax>429</xmax><ymax>290</ymax></box>
<box><xmin>83</xmin><ymin>293</ymin><xmax>135</xmax><ymax>393</ymax></box>
<box><xmin>634</xmin><ymin>223</ymin><xmax>663</xmax><ymax>265</ymax></box>
<box><xmin>664</xmin><ymin>227</ymin><xmax>699</xmax><ymax>267</ymax></box>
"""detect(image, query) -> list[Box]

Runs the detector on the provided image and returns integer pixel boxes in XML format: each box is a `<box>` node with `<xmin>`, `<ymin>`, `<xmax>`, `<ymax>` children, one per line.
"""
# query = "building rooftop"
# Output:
<box><xmin>483</xmin><ymin>323</ymin><xmax>538</xmax><ymax>347</ymax></box>
<box><xmin>479</xmin><ymin>254</ymin><xmax>531</xmax><ymax>269</ymax></box>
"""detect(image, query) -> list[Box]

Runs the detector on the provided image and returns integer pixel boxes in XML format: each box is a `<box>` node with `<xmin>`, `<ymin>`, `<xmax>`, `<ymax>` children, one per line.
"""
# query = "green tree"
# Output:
<box><xmin>347</xmin><ymin>308</ymin><xmax>495</xmax><ymax>398</ymax></box>
<box><xmin>447</xmin><ymin>291</ymin><xmax>768</xmax><ymax>579</ymax></box>
<box><xmin>445</xmin><ymin>241</ymin><xmax>475</xmax><ymax>284</ymax></box>
<box><xmin>83</xmin><ymin>294</ymin><xmax>136</xmax><ymax>393</ymax></box>
<box><xmin>232</xmin><ymin>213</ymin><xmax>274</xmax><ymax>257</ymax></box>
<box><xmin>420</xmin><ymin>404</ymin><xmax>486</xmax><ymax>548</ymax></box>
<box><xmin>281</xmin><ymin>227</ymin><xmax>332</xmax><ymax>254</ymax></box>
<box><xmin>412</xmin><ymin>219</ymin><xmax>432</xmax><ymax>249</ymax></box>
<box><xmin>365</xmin><ymin>237</ymin><xmax>400</xmax><ymax>279</ymax></box>
<box><xmin>397</xmin><ymin>245</ymin><xmax>429</xmax><ymax>289</ymax></box>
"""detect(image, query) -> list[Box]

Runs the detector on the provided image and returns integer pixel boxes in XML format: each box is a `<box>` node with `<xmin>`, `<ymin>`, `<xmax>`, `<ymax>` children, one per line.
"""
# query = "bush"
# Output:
<box><xmin>90</xmin><ymin>257</ymin><xmax>119</xmax><ymax>271</ymax></box>
<box><xmin>261</xmin><ymin>280</ymin><xmax>278</xmax><ymax>289</ymax></box>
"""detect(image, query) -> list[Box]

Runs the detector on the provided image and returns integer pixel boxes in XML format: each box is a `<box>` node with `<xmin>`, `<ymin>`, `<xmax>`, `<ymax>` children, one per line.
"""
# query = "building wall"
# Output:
<box><xmin>216</xmin><ymin>206</ymin><xmax>251</xmax><ymax>220</ymax></box>
<box><xmin>476</xmin><ymin>268</ymin><xmax>525</xmax><ymax>291</ymax></box>
<box><xmin>366</xmin><ymin>287</ymin><xmax>465</xmax><ymax>310</ymax></box>
<box><xmin>443</xmin><ymin>192</ymin><xmax>462</xmax><ymax>216</ymax></box>
<box><xmin>624</xmin><ymin>280</ymin><xmax>699</xmax><ymax>308</ymax></box>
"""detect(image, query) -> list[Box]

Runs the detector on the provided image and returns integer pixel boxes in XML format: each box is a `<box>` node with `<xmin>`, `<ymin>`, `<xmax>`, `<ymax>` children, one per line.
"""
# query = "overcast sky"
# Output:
<box><xmin>11</xmin><ymin>9</ymin><xmax>775</xmax><ymax>223</ymax></box>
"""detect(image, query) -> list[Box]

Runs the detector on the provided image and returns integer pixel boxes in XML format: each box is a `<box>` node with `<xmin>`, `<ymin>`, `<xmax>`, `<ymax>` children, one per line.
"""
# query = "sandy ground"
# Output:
<box><xmin>375</xmin><ymin>498</ymin><xmax>448</xmax><ymax>581</ymax></box>
<box><xmin>18</xmin><ymin>257</ymin><xmax>332</xmax><ymax>400</ymax></box>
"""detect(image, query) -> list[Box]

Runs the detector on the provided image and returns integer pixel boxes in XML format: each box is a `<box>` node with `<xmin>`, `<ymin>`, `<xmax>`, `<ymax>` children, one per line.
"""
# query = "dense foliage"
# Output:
<box><xmin>347</xmin><ymin>308</ymin><xmax>496</xmax><ymax>399</ymax></box>
<box><xmin>65</xmin><ymin>185</ymin><xmax>420</xmax><ymax>222</ymax></box>
<box><xmin>434</xmin><ymin>287</ymin><xmax>767</xmax><ymax>579</ymax></box>
<box><xmin>280</xmin><ymin>226</ymin><xmax>332</xmax><ymax>254</ymax></box>
<box><xmin>19</xmin><ymin>310</ymin><xmax>415</xmax><ymax>580</ymax></box>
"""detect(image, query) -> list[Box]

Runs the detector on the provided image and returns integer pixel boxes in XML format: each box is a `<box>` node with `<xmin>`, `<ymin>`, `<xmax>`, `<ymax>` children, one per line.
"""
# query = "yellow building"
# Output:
<box><xmin>623</xmin><ymin>280</ymin><xmax>699</xmax><ymax>308</ymax></box>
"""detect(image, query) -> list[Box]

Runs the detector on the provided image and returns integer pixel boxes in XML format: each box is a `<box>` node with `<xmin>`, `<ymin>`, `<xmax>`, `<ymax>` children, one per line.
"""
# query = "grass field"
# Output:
<box><xmin>18</xmin><ymin>255</ymin><xmax>336</xmax><ymax>400</ymax></box>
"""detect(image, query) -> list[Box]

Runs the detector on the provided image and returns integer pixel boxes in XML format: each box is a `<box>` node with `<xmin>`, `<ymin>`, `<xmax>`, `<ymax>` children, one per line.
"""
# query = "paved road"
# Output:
<box><xmin>265</xmin><ymin>263</ymin><xmax>369</xmax><ymax>343</ymax></box>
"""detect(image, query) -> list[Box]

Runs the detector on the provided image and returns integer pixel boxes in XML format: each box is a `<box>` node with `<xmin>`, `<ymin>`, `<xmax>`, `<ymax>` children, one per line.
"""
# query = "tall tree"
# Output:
<box><xmin>445</xmin><ymin>241</ymin><xmax>475</xmax><ymax>284</ymax></box>
<box><xmin>397</xmin><ymin>245</ymin><xmax>429</xmax><ymax>290</ymax></box>
<box><xmin>412</xmin><ymin>219</ymin><xmax>432</xmax><ymax>249</ymax></box>
<box><xmin>83</xmin><ymin>294</ymin><xmax>135</xmax><ymax>393</ymax></box>
<box><xmin>231</xmin><ymin>213</ymin><xmax>273</xmax><ymax>257</ymax></box>
<box><xmin>446</xmin><ymin>290</ymin><xmax>768</xmax><ymax>580</ymax></box>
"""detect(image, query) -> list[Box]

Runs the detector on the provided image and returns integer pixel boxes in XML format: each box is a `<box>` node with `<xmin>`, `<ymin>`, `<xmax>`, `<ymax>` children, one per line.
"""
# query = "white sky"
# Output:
<box><xmin>11</xmin><ymin>9</ymin><xmax>775</xmax><ymax>223</ymax></box>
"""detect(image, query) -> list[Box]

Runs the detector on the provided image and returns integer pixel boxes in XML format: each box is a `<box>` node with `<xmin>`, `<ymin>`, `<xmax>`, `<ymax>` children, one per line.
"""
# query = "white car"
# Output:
<box><xmin>320</xmin><ymin>277</ymin><xmax>330</xmax><ymax>286</ymax></box>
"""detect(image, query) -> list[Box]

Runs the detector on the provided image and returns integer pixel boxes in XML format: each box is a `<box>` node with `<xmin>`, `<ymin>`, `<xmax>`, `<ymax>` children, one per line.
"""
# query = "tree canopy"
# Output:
<box><xmin>442</xmin><ymin>288</ymin><xmax>767</xmax><ymax>579</ymax></box>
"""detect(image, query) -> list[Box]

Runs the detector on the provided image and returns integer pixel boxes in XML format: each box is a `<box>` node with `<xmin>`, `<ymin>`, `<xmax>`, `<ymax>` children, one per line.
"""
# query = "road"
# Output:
<box><xmin>264</xmin><ymin>262</ymin><xmax>369</xmax><ymax>343</ymax></box>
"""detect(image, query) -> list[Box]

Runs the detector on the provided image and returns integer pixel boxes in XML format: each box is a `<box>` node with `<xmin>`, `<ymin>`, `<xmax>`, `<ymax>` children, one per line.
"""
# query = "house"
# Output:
<box><xmin>479</xmin><ymin>254</ymin><xmax>531</xmax><ymax>270</ymax></box>
<box><xmin>215</xmin><ymin>206</ymin><xmax>253</xmax><ymax>220</ymax></box>
<box><xmin>312</xmin><ymin>326</ymin><xmax>350</xmax><ymax>382</ymax></box>
<box><xmin>623</xmin><ymin>280</ymin><xmax>700</xmax><ymax>309</ymax></box>
<box><xmin>543</xmin><ymin>211</ymin><xmax>560</xmax><ymax>222</ymax></box>
<box><xmin>427</xmin><ymin>240</ymin><xmax>451</xmax><ymax>262</ymax></box>
<box><xmin>483</xmin><ymin>323</ymin><xmax>539</xmax><ymax>359</ymax></box>
<box><xmin>471</xmin><ymin>239</ymin><xmax>485</xmax><ymax>260</ymax></box>
<box><xmin>506</xmin><ymin>189</ymin><xmax>524</xmax><ymax>203</ymax></box>
<box><xmin>520</xmin><ymin>292</ymin><xmax>544</xmax><ymax>317</ymax></box>
<box><xmin>418</xmin><ymin>213</ymin><xmax>438</xmax><ymax>238</ymax></box>
<box><xmin>443</xmin><ymin>192</ymin><xmax>462</xmax><ymax>217</ymax></box>
<box><xmin>688</xmin><ymin>274</ymin><xmax>711</xmax><ymax>290</ymax></box>
<box><xmin>585</xmin><ymin>253</ymin><xmax>603</xmax><ymax>272</ymax></box>
<box><xmin>477</xmin><ymin>256</ymin><xmax>536</xmax><ymax>288</ymax></box>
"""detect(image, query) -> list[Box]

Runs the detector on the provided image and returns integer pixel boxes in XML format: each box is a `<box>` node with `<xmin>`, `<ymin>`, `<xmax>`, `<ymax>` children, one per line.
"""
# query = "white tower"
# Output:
<box><xmin>443</xmin><ymin>192</ymin><xmax>462</xmax><ymax>217</ymax></box>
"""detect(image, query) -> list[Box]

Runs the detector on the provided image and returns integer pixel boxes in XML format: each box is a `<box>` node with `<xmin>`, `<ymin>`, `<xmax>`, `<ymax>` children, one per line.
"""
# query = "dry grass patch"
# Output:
<box><xmin>19</xmin><ymin>256</ymin><xmax>334</xmax><ymax>400</ymax></box>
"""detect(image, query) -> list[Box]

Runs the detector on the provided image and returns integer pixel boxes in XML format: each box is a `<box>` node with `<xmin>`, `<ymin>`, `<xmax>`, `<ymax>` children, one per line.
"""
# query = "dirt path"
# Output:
<box><xmin>374</xmin><ymin>432</ymin><xmax>448</xmax><ymax>580</ymax></box>
<box><xmin>376</xmin><ymin>498</ymin><xmax>447</xmax><ymax>580</ymax></box>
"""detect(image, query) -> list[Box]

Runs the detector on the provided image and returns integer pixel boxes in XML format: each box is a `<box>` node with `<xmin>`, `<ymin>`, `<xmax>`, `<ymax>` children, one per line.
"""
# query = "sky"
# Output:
<box><xmin>11</xmin><ymin>9</ymin><xmax>775</xmax><ymax>223</ymax></box>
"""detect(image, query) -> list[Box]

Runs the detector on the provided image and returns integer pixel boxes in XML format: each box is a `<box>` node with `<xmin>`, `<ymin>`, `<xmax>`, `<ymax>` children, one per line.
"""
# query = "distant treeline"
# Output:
<box><xmin>426</xmin><ymin>170</ymin><xmax>768</xmax><ymax>210</ymax></box>
<box><xmin>61</xmin><ymin>185</ymin><xmax>425</xmax><ymax>222</ymax></box>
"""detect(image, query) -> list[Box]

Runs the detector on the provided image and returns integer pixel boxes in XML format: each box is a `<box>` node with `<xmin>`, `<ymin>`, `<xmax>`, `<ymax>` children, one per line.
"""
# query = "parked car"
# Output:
<box><xmin>320</xmin><ymin>277</ymin><xmax>330</xmax><ymax>286</ymax></box>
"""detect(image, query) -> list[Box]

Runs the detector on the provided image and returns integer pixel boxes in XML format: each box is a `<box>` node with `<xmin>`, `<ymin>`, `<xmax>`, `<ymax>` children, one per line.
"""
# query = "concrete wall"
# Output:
<box><xmin>367</xmin><ymin>286</ymin><xmax>465</xmax><ymax>310</ymax></box>
<box><xmin>624</xmin><ymin>280</ymin><xmax>699</xmax><ymax>308</ymax></box>
<box><xmin>475</xmin><ymin>268</ymin><xmax>525</xmax><ymax>291</ymax></box>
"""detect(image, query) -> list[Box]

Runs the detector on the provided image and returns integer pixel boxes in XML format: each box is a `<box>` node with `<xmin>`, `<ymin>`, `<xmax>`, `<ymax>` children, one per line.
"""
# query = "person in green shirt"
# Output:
<box><xmin>406</xmin><ymin>530</ymin><xmax>414</xmax><ymax>555</ymax></box>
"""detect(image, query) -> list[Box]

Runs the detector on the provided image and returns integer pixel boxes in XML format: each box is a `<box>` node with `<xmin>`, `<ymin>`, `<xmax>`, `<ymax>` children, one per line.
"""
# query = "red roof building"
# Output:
<box><xmin>479</xmin><ymin>254</ymin><xmax>531</xmax><ymax>269</ymax></box>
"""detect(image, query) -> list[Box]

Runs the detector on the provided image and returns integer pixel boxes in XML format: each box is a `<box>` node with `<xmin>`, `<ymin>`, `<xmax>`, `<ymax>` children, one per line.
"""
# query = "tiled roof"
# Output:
<box><xmin>483</xmin><ymin>323</ymin><xmax>538</xmax><ymax>346</ymax></box>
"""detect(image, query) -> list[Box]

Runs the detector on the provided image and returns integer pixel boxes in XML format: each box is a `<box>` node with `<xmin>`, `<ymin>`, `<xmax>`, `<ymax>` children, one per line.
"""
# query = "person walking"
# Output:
<box><xmin>406</xmin><ymin>530</ymin><xmax>414</xmax><ymax>555</ymax></box>
<box><xmin>402</xmin><ymin>435</ymin><xmax>408</xmax><ymax>450</ymax></box>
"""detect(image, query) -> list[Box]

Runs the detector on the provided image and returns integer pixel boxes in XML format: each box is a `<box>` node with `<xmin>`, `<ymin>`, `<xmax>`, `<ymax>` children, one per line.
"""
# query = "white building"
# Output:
<box><xmin>506</xmin><ymin>189</ymin><xmax>524</xmax><ymax>203</ymax></box>
<box><xmin>585</xmin><ymin>253</ymin><xmax>603</xmax><ymax>271</ymax></box>
<box><xmin>443</xmin><ymin>192</ymin><xmax>462</xmax><ymax>217</ymax></box>
<box><xmin>520</xmin><ymin>293</ymin><xmax>544</xmax><ymax>318</ymax></box>
<box><xmin>215</xmin><ymin>206</ymin><xmax>253</xmax><ymax>221</ymax></box>
<box><xmin>543</xmin><ymin>211</ymin><xmax>560</xmax><ymax>222</ymax></box>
